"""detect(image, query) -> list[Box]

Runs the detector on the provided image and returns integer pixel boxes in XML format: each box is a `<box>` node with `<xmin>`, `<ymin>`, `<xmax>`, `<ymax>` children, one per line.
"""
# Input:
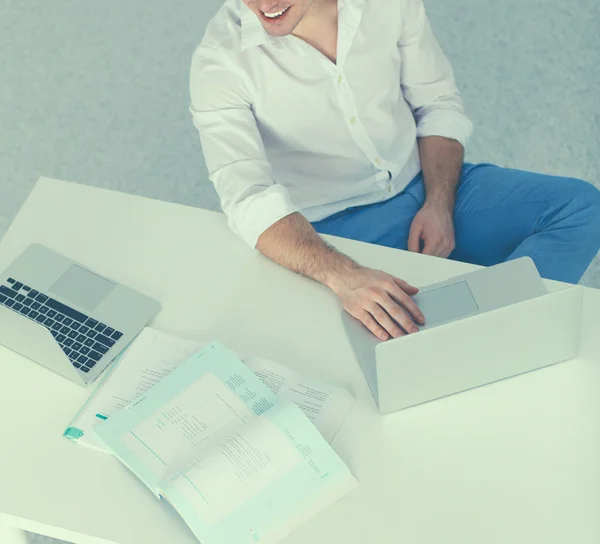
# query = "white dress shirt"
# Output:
<box><xmin>190</xmin><ymin>0</ymin><xmax>473</xmax><ymax>248</ymax></box>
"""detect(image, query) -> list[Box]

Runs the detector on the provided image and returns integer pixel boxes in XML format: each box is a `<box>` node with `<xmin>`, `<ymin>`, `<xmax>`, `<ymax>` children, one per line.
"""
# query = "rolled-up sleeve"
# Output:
<box><xmin>189</xmin><ymin>45</ymin><xmax>299</xmax><ymax>248</ymax></box>
<box><xmin>398</xmin><ymin>0</ymin><xmax>473</xmax><ymax>148</ymax></box>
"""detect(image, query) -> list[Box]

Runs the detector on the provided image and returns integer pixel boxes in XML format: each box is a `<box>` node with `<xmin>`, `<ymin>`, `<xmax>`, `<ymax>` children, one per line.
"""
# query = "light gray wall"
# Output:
<box><xmin>1</xmin><ymin>0</ymin><xmax>599</xmax><ymax>290</ymax></box>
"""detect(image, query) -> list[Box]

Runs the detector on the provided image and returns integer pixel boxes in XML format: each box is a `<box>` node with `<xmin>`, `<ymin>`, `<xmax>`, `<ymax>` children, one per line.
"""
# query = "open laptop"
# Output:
<box><xmin>0</xmin><ymin>243</ymin><xmax>161</xmax><ymax>385</ymax></box>
<box><xmin>342</xmin><ymin>257</ymin><xmax>583</xmax><ymax>412</ymax></box>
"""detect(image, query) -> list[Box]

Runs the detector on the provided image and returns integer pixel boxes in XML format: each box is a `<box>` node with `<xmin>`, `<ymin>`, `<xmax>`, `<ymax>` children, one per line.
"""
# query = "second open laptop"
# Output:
<box><xmin>0</xmin><ymin>243</ymin><xmax>161</xmax><ymax>386</ymax></box>
<box><xmin>342</xmin><ymin>257</ymin><xmax>584</xmax><ymax>412</ymax></box>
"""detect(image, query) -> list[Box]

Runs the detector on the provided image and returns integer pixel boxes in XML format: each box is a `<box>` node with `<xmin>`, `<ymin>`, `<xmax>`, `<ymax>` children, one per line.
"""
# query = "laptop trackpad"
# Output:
<box><xmin>413</xmin><ymin>281</ymin><xmax>479</xmax><ymax>329</ymax></box>
<box><xmin>50</xmin><ymin>264</ymin><xmax>116</xmax><ymax>312</ymax></box>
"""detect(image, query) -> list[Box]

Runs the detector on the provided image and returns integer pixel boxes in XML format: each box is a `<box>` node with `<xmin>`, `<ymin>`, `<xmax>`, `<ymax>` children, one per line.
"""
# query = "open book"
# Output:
<box><xmin>64</xmin><ymin>328</ymin><xmax>355</xmax><ymax>450</ymax></box>
<box><xmin>93</xmin><ymin>341</ymin><xmax>358</xmax><ymax>544</ymax></box>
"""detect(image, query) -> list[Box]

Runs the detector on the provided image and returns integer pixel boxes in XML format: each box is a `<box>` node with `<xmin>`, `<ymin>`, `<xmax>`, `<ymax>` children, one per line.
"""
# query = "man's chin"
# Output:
<box><xmin>263</xmin><ymin>25</ymin><xmax>294</xmax><ymax>37</ymax></box>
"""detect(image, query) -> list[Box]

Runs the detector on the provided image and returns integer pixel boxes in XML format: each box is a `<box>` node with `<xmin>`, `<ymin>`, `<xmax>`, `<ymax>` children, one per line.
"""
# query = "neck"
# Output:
<box><xmin>294</xmin><ymin>0</ymin><xmax>337</xmax><ymax>35</ymax></box>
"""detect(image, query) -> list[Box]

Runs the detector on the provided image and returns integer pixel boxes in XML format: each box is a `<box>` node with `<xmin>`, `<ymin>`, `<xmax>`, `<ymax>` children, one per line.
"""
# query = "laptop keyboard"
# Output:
<box><xmin>0</xmin><ymin>277</ymin><xmax>123</xmax><ymax>374</ymax></box>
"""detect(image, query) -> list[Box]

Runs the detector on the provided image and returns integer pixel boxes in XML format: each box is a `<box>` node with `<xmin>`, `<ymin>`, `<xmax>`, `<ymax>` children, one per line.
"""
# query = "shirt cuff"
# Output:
<box><xmin>227</xmin><ymin>184</ymin><xmax>300</xmax><ymax>249</ymax></box>
<box><xmin>416</xmin><ymin>109</ymin><xmax>474</xmax><ymax>149</ymax></box>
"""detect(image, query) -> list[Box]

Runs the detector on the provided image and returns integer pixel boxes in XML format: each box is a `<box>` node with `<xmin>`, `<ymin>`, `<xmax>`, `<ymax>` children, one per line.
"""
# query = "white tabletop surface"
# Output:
<box><xmin>1</xmin><ymin>177</ymin><xmax>599</xmax><ymax>544</ymax></box>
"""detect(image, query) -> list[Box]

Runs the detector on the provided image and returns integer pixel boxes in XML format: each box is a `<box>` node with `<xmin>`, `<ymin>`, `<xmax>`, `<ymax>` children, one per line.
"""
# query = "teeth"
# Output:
<box><xmin>263</xmin><ymin>6</ymin><xmax>289</xmax><ymax>18</ymax></box>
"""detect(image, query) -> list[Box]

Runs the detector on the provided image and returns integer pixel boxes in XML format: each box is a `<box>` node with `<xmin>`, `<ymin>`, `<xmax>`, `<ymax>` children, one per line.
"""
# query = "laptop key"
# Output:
<box><xmin>68</xmin><ymin>330</ymin><xmax>78</xmax><ymax>339</ymax></box>
<box><xmin>0</xmin><ymin>286</ymin><xmax>17</xmax><ymax>298</ymax></box>
<box><xmin>88</xmin><ymin>350</ymin><xmax>102</xmax><ymax>361</ymax></box>
<box><xmin>95</xmin><ymin>334</ymin><xmax>115</xmax><ymax>348</ymax></box>
<box><xmin>56</xmin><ymin>334</ymin><xmax>66</xmax><ymax>343</ymax></box>
<box><xmin>71</xmin><ymin>322</ymin><xmax>81</xmax><ymax>332</ymax></box>
<box><xmin>64</xmin><ymin>338</ymin><xmax>74</xmax><ymax>347</ymax></box>
<box><xmin>35</xmin><ymin>314</ymin><xmax>45</xmax><ymax>323</ymax></box>
<box><xmin>51</xmin><ymin>329</ymin><xmax>60</xmax><ymax>338</ymax></box>
<box><xmin>80</xmin><ymin>366</ymin><xmax>90</xmax><ymax>373</ymax></box>
<box><xmin>111</xmin><ymin>330</ymin><xmax>123</xmax><ymax>341</ymax></box>
<box><xmin>80</xmin><ymin>346</ymin><xmax>90</xmax><ymax>355</ymax></box>
<box><xmin>72</xmin><ymin>342</ymin><xmax>82</xmax><ymax>351</ymax></box>
<box><xmin>39</xmin><ymin>306</ymin><xmax>49</xmax><ymax>315</ymax></box>
<box><xmin>77</xmin><ymin>354</ymin><xmax>87</xmax><ymax>364</ymax></box>
<box><xmin>47</xmin><ymin>309</ymin><xmax>57</xmax><ymax>318</ymax></box>
<box><xmin>76</xmin><ymin>333</ymin><xmax>86</xmax><ymax>343</ymax></box>
<box><xmin>52</xmin><ymin>321</ymin><xmax>62</xmax><ymax>331</ymax></box>
<box><xmin>85</xmin><ymin>318</ymin><xmax>99</xmax><ymax>329</ymax></box>
<box><xmin>15</xmin><ymin>294</ymin><xmax>25</xmax><ymax>302</ymax></box>
<box><xmin>84</xmin><ymin>359</ymin><xmax>97</xmax><ymax>370</ymax></box>
<box><xmin>44</xmin><ymin>318</ymin><xmax>54</xmax><ymax>327</ymax></box>
<box><xmin>13</xmin><ymin>303</ymin><xmax>23</xmax><ymax>311</ymax></box>
<box><xmin>92</xmin><ymin>342</ymin><xmax>109</xmax><ymax>354</ymax></box>
<box><xmin>63</xmin><ymin>317</ymin><xmax>73</xmax><ymax>327</ymax></box>
<box><xmin>87</xmin><ymin>331</ymin><xmax>97</xmax><ymax>339</ymax></box>
<box><xmin>94</xmin><ymin>323</ymin><xmax>106</xmax><ymax>333</ymax></box>
<box><xmin>35</xmin><ymin>293</ymin><xmax>48</xmax><ymax>304</ymax></box>
<box><xmin>60</xmin><ymin>325</ymin><xmax>70</xmax><ymax>334</ymax></box>
<box><xmin>73</xmin><ymin>362</ymin><xmax>82</xmax><ymax>369</ymax></box>
<box><xmin>79</xmin><ymin>325</ymin><xmax>90</xmax><ymax>335</ymax></box>
<box><xmin>54</xmin><ymin>314</ymin><xmax>65</xmax><ymax>323</ymax></box>
<box><xmin>84</xmin><ymin>338</ymin><xmax>95</xmax><ymax>347</ymax></box>
<box><xmin>23</xmin><ymin>298</ymin><xmax>32</xmax><ymax>307</ymax></box>
<box><xmin>23</xmin><ymin>285</ymin><xmax>31</xmax><ymax>292</ymax></box>
<box><xmin>7</xmin><ymin>278</ymin><xmax>15</xmax><ymax>284</ymax></box>
<box><xmin>0</xmin><ymin>294</ymin><xmax>7</xmax><ymax>304</ymax></box>
<box><xmin>19</xmin><ymin>307</ymin><xmax>29</xmax><ymax>316</ymax></box>
<box><xmin>5</xmin><ymin>299</ymin><xmax>15</xmax><ymax>307</ymax></box>
<box><xmin>104</xmin><ymin>327</ymin><xmax>115</xmax><ymax>337</ymax></box>
<box><xmin>12</xmin><ymin>282</ymin><xmax>23</xmax><ymax>291</ymax></box>
<box><xmin>29</xmin><ymin>310</ymin><xmax>39</xmax><ymax>319</ymax></box>
<box><xmin>27</xmin><ymin>289</ymin><xmax>38</xmax><ymax>298</ymax></box>
<box><xmin>31</xmin><ymin>301</ymin><xmax>41</xmax><ymax>310</ymax></box>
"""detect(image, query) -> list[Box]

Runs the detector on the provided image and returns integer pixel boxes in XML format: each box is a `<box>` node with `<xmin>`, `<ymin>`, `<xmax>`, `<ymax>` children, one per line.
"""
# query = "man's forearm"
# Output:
<box><xmin>417</xmin><ymin>136</ymin><xmax>464</xmax><ymax>211</ymax></box>
<box><xmin>255</xmin><ymin>212</ymin><xmax>360</xmax><ymax>293</ymax></box>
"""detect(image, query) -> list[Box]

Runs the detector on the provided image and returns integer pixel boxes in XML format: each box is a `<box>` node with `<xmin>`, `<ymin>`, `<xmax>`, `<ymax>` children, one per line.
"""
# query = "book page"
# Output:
<box><xmin>245</xmin><ymin>357</ymin><xmax>355</xmax><ymax>442</ymax></box>
<box><xmin>65</xmin><ymin>328</ymin><xmax>204</xmax><ymax>451</ymax></box>
<box><xmin>161</xmin><ymin>402</ymin><xmax>357</xmax><ymax>544</ymax></box>
<box><xmin>94</xmin><ymin>342</ymin><xmax>281</xmax><ymax>493</ymax></box>
<box><xmin>164</xmin><ymin>413</ymin><xmax>303</xmax><ymax>526</ymax></box>
<box><xmin>121</xmin><ymin>372</ymin><xmax>255</xmax><ymax>483</ymax></box>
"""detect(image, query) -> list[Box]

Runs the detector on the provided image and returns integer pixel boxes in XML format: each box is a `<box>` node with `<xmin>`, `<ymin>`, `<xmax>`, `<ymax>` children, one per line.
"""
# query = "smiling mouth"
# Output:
<box><xmin>260</xmin><ymin>5</ymin><xmax>291</xmax><ymax>21</ymax></box>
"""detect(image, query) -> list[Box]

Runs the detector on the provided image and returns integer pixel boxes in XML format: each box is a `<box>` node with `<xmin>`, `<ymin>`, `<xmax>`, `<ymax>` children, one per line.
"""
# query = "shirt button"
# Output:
<box><xmin>375</xmin><ymin>157</ymin><xmax>382</xmax><ymax>165</ymax></box>
<box><xmin>350</xmin><ymin>116</ymin><xmax>357</xmax><ymax>124</ymax></box>
<box><xmin>338</xmin><ymin>75</ymin><xmax>342</xmax><ymax>84</ymax></box>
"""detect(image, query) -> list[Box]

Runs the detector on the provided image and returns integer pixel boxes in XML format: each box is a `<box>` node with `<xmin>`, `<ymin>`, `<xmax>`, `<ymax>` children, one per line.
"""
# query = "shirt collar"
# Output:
<box><xmin>240</xmin><ymin>0</ymin><xmax>367</xmax><ymax>52</ymax></box>
<box><xmin>240</xmin><ymin>2</ymin><xmax>272</xmax><ymax>51</ymax></box>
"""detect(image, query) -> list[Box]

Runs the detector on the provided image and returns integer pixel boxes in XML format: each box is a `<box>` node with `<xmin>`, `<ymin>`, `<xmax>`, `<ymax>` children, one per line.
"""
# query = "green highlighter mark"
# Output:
<box><xmin>95</xmin><ymin>413</ymin><xmax>108</xmax><ymax>420</ymax></box>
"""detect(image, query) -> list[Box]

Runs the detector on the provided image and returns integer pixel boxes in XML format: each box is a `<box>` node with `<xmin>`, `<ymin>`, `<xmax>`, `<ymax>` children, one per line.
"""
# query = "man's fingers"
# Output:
<box><xmin>367</xmin><ymin>304</ymin><xmax>406</xmax><ymax>339</ymax></box>
<box><xmin>393</xmin><ymin>277</ymin><xmax>419</xmax><ymax>295</ymax></box>
<box><xmin>407</xmin><ymin>223</ymin><xmax>422</xmax><ymax>253</ymax></box>
<box><xmin>380</xmin><ymin>289</ymin><xmax>424</xmax><ymax>328</ymax></box>
<box><xmin>356</xmin><ymin>310</ymin><xmax>390</xmax><ymax>341</ymax></box>
<box><xmin>383</xmin><ymin>279</ymin><xmax>425</xmax><ymax>323</ymax></box>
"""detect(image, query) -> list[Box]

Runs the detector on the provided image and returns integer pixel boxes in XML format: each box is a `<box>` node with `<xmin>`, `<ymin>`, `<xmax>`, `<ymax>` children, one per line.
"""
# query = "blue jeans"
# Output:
<box><xmin>312</xmin><ymin>163</ymin><xmax>600</xmax><ymax>284</ymax></box>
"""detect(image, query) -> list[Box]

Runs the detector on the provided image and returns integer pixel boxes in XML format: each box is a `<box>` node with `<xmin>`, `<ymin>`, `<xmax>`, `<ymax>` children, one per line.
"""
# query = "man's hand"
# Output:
<box><xmin>256</xmin><ymin>212</ymin><xmax>425</xmax><ymax>341</ymax></box>
<box><xmin>330</xmin><ymin>266</ymin><xmax>425</xmax><ymax>341</ymax></box>
<box><xmin>408</xmin><ymin>202</ymin><xmax>456</xmax><ymax>258</ymax></box>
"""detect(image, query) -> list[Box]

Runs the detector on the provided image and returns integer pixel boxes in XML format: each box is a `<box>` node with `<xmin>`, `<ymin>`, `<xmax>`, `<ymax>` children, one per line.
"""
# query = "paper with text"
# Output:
<box><xmin>64</xmin><ymin>328</ymin><xmax>204</xmax><ymax>451</ymax></box>
<box><xmin>245</xmin><ymin>357</ymin><xmax>355</xmax><ymax>442</ymax></box>
<box><xmin>165</xmin><ymin>413</ymin><xmax>303</xmax><ymax>526</ymax></box>
<box><xmin>94</xmin><ymin>343</ymin><xmax>358</xmax><ymax>544</ymax></box>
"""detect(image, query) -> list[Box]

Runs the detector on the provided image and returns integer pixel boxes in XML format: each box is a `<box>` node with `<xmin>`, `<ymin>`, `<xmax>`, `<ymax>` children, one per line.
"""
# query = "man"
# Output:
<box><xmin>189</xmin><ymin>0</ymin><xmax>600</xmax><ymax>341</ymax></box>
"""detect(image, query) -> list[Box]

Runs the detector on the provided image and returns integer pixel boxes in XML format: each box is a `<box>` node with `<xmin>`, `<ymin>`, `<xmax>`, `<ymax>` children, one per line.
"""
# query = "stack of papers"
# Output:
<box><xmin>64</xmin><ymin>328</ymin><xmax>357</xmax><ymax>544</ymax></box>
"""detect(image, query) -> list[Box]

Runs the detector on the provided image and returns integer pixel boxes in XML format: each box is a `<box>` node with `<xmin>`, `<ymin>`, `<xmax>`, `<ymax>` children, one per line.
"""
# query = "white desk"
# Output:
<box><xmin>1</xmin><ymin>177</ymin><xmax>599</xmax><ymax>544</ymax></box>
